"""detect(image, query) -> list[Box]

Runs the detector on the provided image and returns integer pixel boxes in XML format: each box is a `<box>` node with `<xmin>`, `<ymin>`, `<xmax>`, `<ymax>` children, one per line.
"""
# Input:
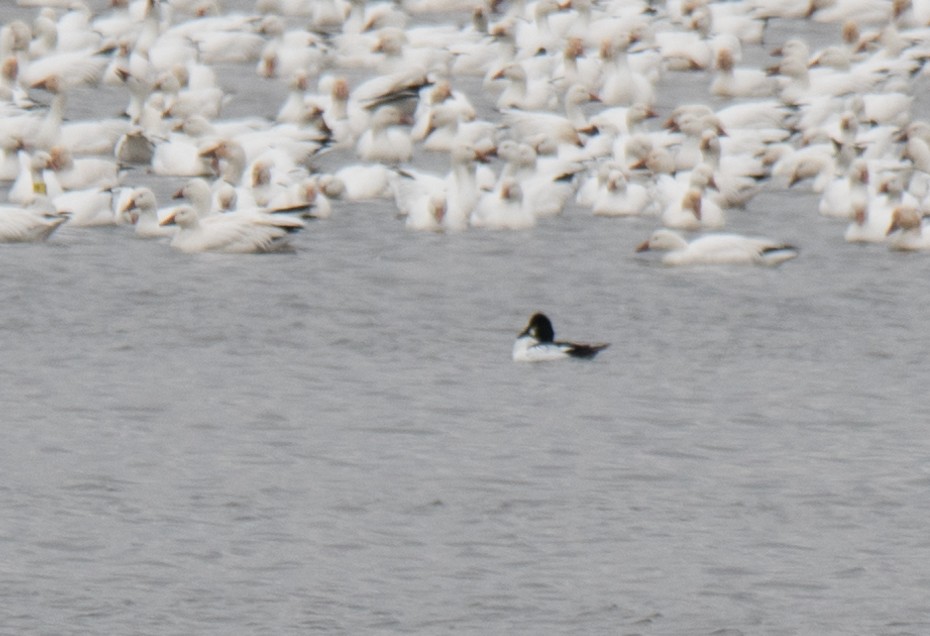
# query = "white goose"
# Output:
<box><xmin>278</xmin><ymin>175</ymin><xmax>339</xmax><ymax>220</ymax></box>
<box><xmin>589</xmin><ymin>165</ymin><xmax>652</xmax><ymax>217</ymax></box>
<box><xmin>0</xmin><ymin>20</ymin><xmax>31</xmax><ymax>63</ymax></box>
<box><xmin>654</xmin><ymin>28</ymin><xmax>713</xmax><ymax>71</ymax></box>
<box><xmin>844</xmin><ymin>170</ymin><xmax>911</xmax><ymax>243</ymax></box>
<box><xmin>356</xmin><ymin>105</ymin><xmax>413</xmax><ymax>165</ymax></box>
<box><xmin>159</xmin><ymin>205</ymin><xmax>305</xmax><ymax>253</ymax></box>
<box><xmin>9</xmin><ymin>150</ymin><xmax>53</xmax><ymax>206</ymax></box>
<box><xmin>449</xmin><ymin>8</ymin><xmax>515</xmax><ymax>77</ymax></box>
<box><xmin>313</xmin><ymin>75</ymin><xmax>368</xmax><ymax>148</ymax></box>
<box><xmin>414</xmin><ymin>97</ymin><xmax>490</xmax><ymax>154</ymax></box>
<box><xmin>884</xmin><ymin>205</ymin><xmax>930</xmax><ymax>251</ymax></box>
<box><xmin>492</xmin><ymin>61</ymin><xmax>557</xmax><ymax>111</ymax></box>
<box><xmin>493</xmin><ymin>140</ymin><xmax>581</xmax><ymax>219</ymax></box>
<box><xmin>636</xmin><ymin>229</ymin><xmax>799</xmax><ymax>266</ymax></box>
<box><xmin>0</xmin><ymin>56</ymin><xmax>34</xmax><ymax>110</ymax></box>
<box><xmin>330</xmin><ymin>1</ymin><xmax>408</xmax><ymax>69</ymax></box>
<box><xmin>819</xmin><ymin>158</ymin><xmax>870</xmax><ymax>219</ymax></box>
<box><xmin>655</xmin><ymin>163</ymin><xmax>724</xmax><ymax>230</ymax></box>
<box><xmin>694</xmin><ymin>0</ymin><xmax>767</xmax><ymax>43</ymax></box>
<box><xmin>120</xmin><ymin>186</ymin><xmax>177</xmax><ymax>238</ymax></box>
<box><xmin>551</xmin><ymin>36</ymin><xmax>602</xmax><ymax>92</ymax></box>
<box><xmin>698</xmin><ymin>131</ymin><xmax>766</xmax><ymax>209</ymax></box>
<box><xmin>51</xmin><ymin>186</ymin><xmax>126</xmax><ymax>228</ymax></box>
<box><xmin>154</xmin><ymin>64</ymin><xmax>228</xmax><ymax>121</ymax></box>
<box><xmin>391</xmin><ymin>141</ymin><xmax>487</xmax><ymax>231</ymax></box>
<box><xmin>443</xmin><ymin>141</ymin><xmax>487</xmax><ymax>231</ymax></box>
<box><xmin>901</xmin><ymin>120</ymin><xmax>930</xmax><ymax>174</ymax></box>
<box><xmin>58</xmin><ymin>114</ymin><xmax>131</xmax><ymax>159</ymax></box>
<box><xmin>369</xmin><ymin>25</ymin><xmax>451</xmax><ymax>76</ymax></box>
<box><xmin>169</xmin><ymin>13</ymin><xmax>267</xmax><ymax>66</ymax></box>
<box><xmin>46</xmin><ymin>146</ymin><xmax>120</xmax><ymax>191</ymax></box>
<box><xmin>512</xmin><ymin>0</ymin><xmax>563</xmax><ymax>57</ymax></box>
<box><xmin>500</xmin><ymin>83</ymin><xmax>598</xmax><ymax>150</ymax></box>
<box><xmin>412</xmin><ymin>81</ymin><xmax>484</xmax><ymax>144</ymax></box>
<box><xmin>597</xmin><ymin>35</ymin><xmax>657</xmax><ymax>107</ymax></box>
<box><xmin>775</xmin><ymin>42</ymin><xmax>880</xmax><ymax>107</ymax></box>
<box><xmin>275</xmin><ymin>70</ymin><xmax>312</xmax><ymax>125</ymax></box>
<box><xmin>195</xmin><ymin>139</ymin><xmax>258</xmax><ymax>208</ymax></box>
<box><xmin>470</xmin><ymin>177</ymin><xmax>535</xmax><ymax>230</ymax></box>
<box><xmin>662</xmin><ymin>184</ymin><xmax>725</xmax><ymax>230</ymax></box>
<box><xmin>403</xmin><ymin>190</ymin><xmax>447</xmax><ymax>232</ymax></box>
<box><xmin>771</xmin><ymin>141</ymin><xmax>840</xmax><ymax>193</ymax></box>
<box><xmin>171</xmin><ymin>178</ymin><xmax>217</xmax><ymax>218</ymax></box>
<box><xmin>256</xmin><ymin>19</ymin><xmax>328</xmax><ymax>79</ymax></box>
<box><xmin>148</xmin><ymin>127</ymin><xmax>214</xmax><ymax>177</ymax></box>
<box><xmin>350</xmin><ymin>67</ymin><xmax>430</xmax><ymax>112</ymax></box>
<box><xmin>19</xmin><ymin>50</ymin><xmax>109</xmax><ymax>94</ymax></box>
<box><xmin>0</xmin><ymin>75</ymin><xmax>67</xmax><ymax>151</ymax></box>
<box><xmin>0</xmin><ymin>199</ymin><xmax>70</xmax><ymax>242</ymax></box>
<box><xmin>709</xmin><ymin>38</ymin><xmax>776</xmax><ymax>99</ymax></box>
<box><xmin>334</xmin><ymin>163</ymin><xmax>393</xmax><ymax>200</ymax></box>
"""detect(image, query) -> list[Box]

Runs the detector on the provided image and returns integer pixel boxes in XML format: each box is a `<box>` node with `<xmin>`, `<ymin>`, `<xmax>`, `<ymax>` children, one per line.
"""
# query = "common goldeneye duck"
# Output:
<box><xmin>512</xmin><ymin>312</ymin><xmax>609</xmax><ymax>362</ymax></box>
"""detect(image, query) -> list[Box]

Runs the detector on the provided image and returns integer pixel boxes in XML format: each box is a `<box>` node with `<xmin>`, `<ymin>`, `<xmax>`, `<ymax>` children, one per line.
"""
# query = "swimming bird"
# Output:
<box><xmin>356</xmin><ymin>105</ymin><xmax>413</xmax><ymax>164</ymax></box>
<box><xmin>258</xmin><ymin>26</ymin><xmax>328</xmax><ymax>80</ymax></box>
<box><xmin>470</xmin><ymin>177</ymin><xmax>534</xmax><ymax>230</ymax></box>
<box><xmin>843</xmin><ymin>174</ymin><xmax>899</xmax><ymax>244</ymax></box>
<box><xmin>275</xmin><ymin>70</ymin><xmax>313</xmax><ymax>125</ymax></box>
<box><xmin>492</xmin><ymin>61</ymin><xmax>557</xmax><ymax>111</ymax></box>
<box><xmin>0</xmin><ymin>76</ymin><xmax>67</xmax><ymax>152</ymax></box>
<box><xmin>169</xmin><ymin>12</ymin><xmax>267</xmax><ymax>65</ymax></box>
<box><xmin>655</xmin><ymin>163</ymin><xmax>724</xmax><ymax>230</ymax></box>
<box><xmin>172</xmin><ymin>177</ymin><xmax>217</xmax><ymax>217</ymax></box>
<box><xmin>0</xmin><ymin>199</ymin><xmax>70</xmax><ymax>242</ymax></box>
<box><xmin>635</xmin><ymin>229</ymin><xmax>799</xmax><ymax>266</ymax></box>
<box><xmin>499</xmin><ymin>83</ymin><xmax>598</xmax><ymax>150</ymax></box>
<box><xmin>8</xmin><ymin>150</ymin><xmax>53</xmax><ymax>206</ymax></box>
<box><xmin>334</xmin><ymin>162</ymin><xmax>393</xmax><ymax>200</ymax></box>
<box><xmin>120</xmin><ymin>186</ymin><xmax>178</xmax><ymax>238</ymax></box>
<box><xmin>46</xmin><ymin>145</ymin><xmax>120</xmax><ymax>191</ymax></box>
<box><xmin>51</xmin><ymin>186</ymin><xmax>125</xmax><ymax>227</ymax></box>
<box><xmin>589</xmin><ymin>165</ymin><xmax>652</xmax><ymax>217</ymax></box>
<box><xmin>491</xmin><ymin>140</ymin><xmax>582</xmax><ymax>219</ymax></box>
<box><xmin>886</xmin><ymin>205</ymin><xmax>930</xmax><ymax>251</ymax></box>
<box><xmin>158</xmin><ymin>205</ymin><xmax>305</xmax><ymax>253</ymax></box>
<box><xmin>597</xmin><ymin>35</ymin><xmax>658</xmax><ymax>107</ymax></box>
<box><xmin>391</xmin><ymin>140</ymin><xmax>487</xmax><ymax>231</ymax></box>
<box><xmin>709</xmin><ymin>37</ymin><xmax>776</xmax><ymax>99</ymax></box>
<box><xmin>512</xmin><ymin>312</ymin><xmax>609</xmax><ymax>362</ymax></box>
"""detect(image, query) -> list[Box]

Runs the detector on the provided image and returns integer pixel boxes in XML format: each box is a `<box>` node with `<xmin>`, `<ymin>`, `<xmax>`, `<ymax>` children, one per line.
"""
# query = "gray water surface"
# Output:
<box><xmin>2</xmin><ymin>3</ymin><xmax>930</xmax><ymax>635</ymax></box>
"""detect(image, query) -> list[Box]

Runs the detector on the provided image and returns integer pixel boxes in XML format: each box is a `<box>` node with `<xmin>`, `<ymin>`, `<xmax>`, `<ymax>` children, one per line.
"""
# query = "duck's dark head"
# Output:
<box><xmin>520</xmin><ymin>312</ymin><xmax>555</xmax><ymax>342</ymax></box>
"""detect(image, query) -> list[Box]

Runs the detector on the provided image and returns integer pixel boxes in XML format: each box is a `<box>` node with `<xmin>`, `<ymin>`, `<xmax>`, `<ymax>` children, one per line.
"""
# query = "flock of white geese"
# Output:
<box><xmin>2</xmin><ymin>0</ymin><xmax>930</xmax><ymax>261</ymax></box>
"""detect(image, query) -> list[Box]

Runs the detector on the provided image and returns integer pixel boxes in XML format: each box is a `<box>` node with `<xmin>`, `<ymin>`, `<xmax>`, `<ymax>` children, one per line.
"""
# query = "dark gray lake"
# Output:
<box><xmin>1</xmin><ymin>2</ymin><xmax>929</xmax><ymax>634</ymax></box>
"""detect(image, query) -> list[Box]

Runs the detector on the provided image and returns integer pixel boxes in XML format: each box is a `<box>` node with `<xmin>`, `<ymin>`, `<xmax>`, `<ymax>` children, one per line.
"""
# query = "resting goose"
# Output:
<box><xmin>636</xmin><ymin>229</ymin><xmax>799</xmax><ymax>266</ymax></box>
<box><xmin>589</xmin><ymin>165</ymin><xmax>652</xmax><ymax>217</ymax></box>
<box><xmin>356</xmin><ymin>105</ymin><xmax>413</xmax><ymax>165</ymax></box>
<box><xmin>120</xmin><ymin>187</ymin><xmax>177</xmax><ymax>238</ymax></box>
<box><xmin>46</xmin><ymin>146</ymin><xmax>120</xmax><ymax>191</ymax></box>
<box><xmin>886</xmin><ymin>205</ymin><xmax>930</xmax><ymax>251</ymax></box>
<box><xmin>709</xmin><ymin>39</ymin><xmax>776</xmax><ymax>99</ymax></box>
<box><xmin>492</xmin><ymin>62</ymin><xmax>557</xmax><ymax>111</ymax></box>
<box><xmin>159</xmin><ymin>205</ymin><xmax>305</xmax><ymax>253</ymax></box>
<box><xmin>392</xmin><ymin>141</ymin><xmax>486</xmax><ymax>231</ymax></box>
<box><xmin>0</xmin><ymin>199</ymin><xmax>70</xmax><ymax>242</ymax></box>
<box><xmin>470</xmin><ymin>177</ymin><xmax>534</xmax><ymax>230</ymax></box>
